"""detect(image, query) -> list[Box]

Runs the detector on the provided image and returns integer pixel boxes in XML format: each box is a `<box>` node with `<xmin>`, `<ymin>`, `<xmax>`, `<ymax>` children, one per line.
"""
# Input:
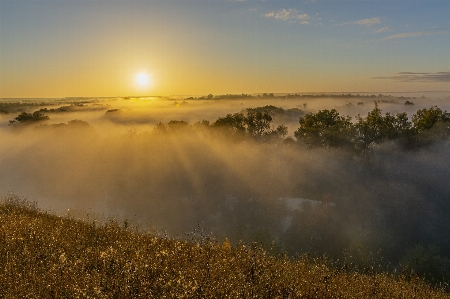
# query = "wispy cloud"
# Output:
<box><xmin>384</xmin><ymin>30</ymin><xmax>444</xmax><ymax>40</ymax></box>
<box><xmin>372</xmin><ymin>71</ymin><xmax>450</xmax><ymax>82</ymax></box>
<box><xmin>349</xmin><ymin>17</ymin><xmax>381</xmax><ymax>26</ymax></box>
<box><xmin>375</xmin><ymin>26</ymin><xmax>389</xmax><ymax>33</ymax></box>
<box><xmin>264</xmin><ymin>9</ymin><xmax>311</xmax><ymax>24</ymax></box>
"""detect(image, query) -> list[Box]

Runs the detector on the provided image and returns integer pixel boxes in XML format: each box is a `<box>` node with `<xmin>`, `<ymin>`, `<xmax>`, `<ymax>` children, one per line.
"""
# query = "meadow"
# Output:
<box><xmin>1</xmin><ymin>194</ymin><xmax>449</xmax><ymax>298</ymax></box>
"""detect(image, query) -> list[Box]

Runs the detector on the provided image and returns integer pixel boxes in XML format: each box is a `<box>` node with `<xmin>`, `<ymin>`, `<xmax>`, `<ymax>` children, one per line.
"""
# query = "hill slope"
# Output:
<box><xmin>0</xmin><ymin>194</ymin><xmax>448</xmax><ymax>298</ymax></box>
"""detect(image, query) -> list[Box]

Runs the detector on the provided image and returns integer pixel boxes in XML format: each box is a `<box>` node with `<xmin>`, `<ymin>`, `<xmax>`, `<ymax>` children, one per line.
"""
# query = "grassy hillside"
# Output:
<box><xmin>1</xmin><ymin>195</ymin><xmax>449</xmax><ymax>298</ymax></box>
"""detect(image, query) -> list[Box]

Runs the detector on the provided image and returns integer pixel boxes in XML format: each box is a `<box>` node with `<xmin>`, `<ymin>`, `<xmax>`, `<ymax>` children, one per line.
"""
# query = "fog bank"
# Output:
<box><xmin>1</xmin><ymin>96</ymin><xmax>450</xmax><ymax>276</ymax></box>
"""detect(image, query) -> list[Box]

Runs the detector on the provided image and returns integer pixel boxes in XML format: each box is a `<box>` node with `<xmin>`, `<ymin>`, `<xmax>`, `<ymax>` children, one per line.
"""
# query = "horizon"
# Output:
<box><xmin>2</xmin><ymin>90</ymin><xmax>450</xmax><ymax>100</ymax></box>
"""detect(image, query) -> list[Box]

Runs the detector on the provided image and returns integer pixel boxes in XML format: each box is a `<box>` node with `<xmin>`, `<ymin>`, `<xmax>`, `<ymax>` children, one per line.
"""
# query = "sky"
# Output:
<box><xmin>0</xmin><ymin>0</ymin><xmax>449</xmax><ymax>98</ymax></box>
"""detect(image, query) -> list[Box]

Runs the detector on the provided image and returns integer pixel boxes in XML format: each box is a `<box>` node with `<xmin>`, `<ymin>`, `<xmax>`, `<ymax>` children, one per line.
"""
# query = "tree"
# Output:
<box><xmin>355</xmin><ymin>104</ymin><xmax>385</xmax><ymax>150</ymax></box>
<box><xmin>412</xmin><ymin>106</ymin><xmax>450</xmax><ymax>144</ymax></box>
<box><xmin>275</xmin><ymin>124</ymin><xmax>288</xmax><ymax>138</ymax></box>
<box><xmin>245</xmin><ymin>110</ymin><xmax>273</xmax><ymax>138</ymax></box>
<box><xmin>294</xmin><ymin>109</ymin><xmax>354</xmax><ymax>148</ymax></box>
<box><xmin>167</xmin><ymin>120</ymin><xmax>189</xmax><ymax>131</ymax></box>
<box><xmin>9</xmin><ymin>111</ymin><xmax>49</xmax><ymax>125</ymax></box>
<box><xmin>213</xmin><ymin>110</ymin><xmax>283</xmax><ymax>141</ymax></box>
<box><xmin>213</xmin><ymin>112</ymin><xmax>246</xmax><ymax>134</ymax></box>
<box><xmin>412</xmin><ymin>106</ymin><xmax>450</xmax><ymax>133</ymax></box>
<box><xmin>355</xmin><ymin>104</ymin><xmax>416</xmax><ymax>151</ymax></box>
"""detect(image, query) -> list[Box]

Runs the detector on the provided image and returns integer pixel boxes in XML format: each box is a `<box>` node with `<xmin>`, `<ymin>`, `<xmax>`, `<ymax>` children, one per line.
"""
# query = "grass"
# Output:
<box><xmin>1</xmin><ymin>194</ymin><xmax>449</xmax><ymax>298</ymax></box>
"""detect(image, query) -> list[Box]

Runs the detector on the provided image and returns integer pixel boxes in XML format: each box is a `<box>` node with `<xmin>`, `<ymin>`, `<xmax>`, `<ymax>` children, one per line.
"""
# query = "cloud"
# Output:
<box><xmin>384</xmin><ymin>30</ymin><xmax>444</xmax><ymax>40</ymax></box>
<box><xmin>372</xmin><ymin>71</ymin><xmax>450</xmax><ymax>82</ymax></box>
<box><xmin>264</xmin><ymin>9</ymin><xmax>311</xmax><ymax>24</ymax></box>
<box><xmin>375</xmin><ymin>26</ymin><xmax>389</xmax><ymax>33</ymax></box>
<box><xmin>349</xmin><ymin>17</ymin><xmax>381</xmax><ymax>26</ymax></box>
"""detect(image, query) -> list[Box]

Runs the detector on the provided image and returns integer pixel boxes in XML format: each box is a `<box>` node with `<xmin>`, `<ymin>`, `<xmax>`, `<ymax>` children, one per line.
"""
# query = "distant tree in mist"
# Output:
<box><xmin>294</xmin><ymin>109</ymin><xmax>354</xmax><ymax>148</ymax></box>
<box><xmin>193</xmin><ymin>119</ymin><xmax>210</xmax><ymax>128</ymax></box>
<box><xmin>274</xmin><ymin>124</ymin><xmax>288</xmax><ymax>139</ymax></box>
<box><xmin>245</xmin><ymin>111</ymin><xmax>273</xmax><ymax>138</ymax></box>
<box><xmin>144</xmin><ymin>104</ymin><xmax>449</xmax><ymax>151</ymax></box>
<box><xmin>105</xmin><ymin>108</ymin><xmax>123</xmax><ymax>114</ymax></box>
<box><xmin>412</xmin><ymin>106</ymin><xmax>449</xmax><ymax>133</ymax></box>
<box><xmin>167</xmin><ymin>120</ymin><xmax>190</xmax><ymax>131</ymax></box>
<box><xmin>148</xmin><ymin>108</ymin><xmax>287</xmax><ymax>142</ymax></box>
<box><xmin>150</xmin><ymin>120</ymin><xmax>192</xmax><ymax>136</ymax></box>
<box><xmin>411</xmin><ymin>107</ymin><xmax>450</xmax><ymax>146</ymax></box>
<box><xmin>213</xmin><ymin>112</ymin><xmax>247</xmax><ymax>134</ymax></box>
<box><xmin>9</xmin><ymin>111</ymin><xmax>49</xmax><ymax>125</ymax></box>
<box><xmin>293</xmin><ymin>104</ymin><xmax>449</xmax><ymax>153</ymax></box>
<box><xmin>30</xmin><ymin>119</ymin><xmax>95</xmax><ymax>136</ymax></box>
<box><xmin>355</xmin><ymin>104</ymin><xmax>415</xmax><ymax>152</ymax></box>
<box><xmin>213</xmin><ymin>109</ymin><xmax>287</xmax><ymax>141</ymax></box>
<box><xmin>67</xmin><ymin>119</ymin><xmax>91</xmax><ymax>127</ymax></box>
<box><xmin>262</xmin><ymin>93</ymin><xmax>275</xmax><ymax>98</ymax></box>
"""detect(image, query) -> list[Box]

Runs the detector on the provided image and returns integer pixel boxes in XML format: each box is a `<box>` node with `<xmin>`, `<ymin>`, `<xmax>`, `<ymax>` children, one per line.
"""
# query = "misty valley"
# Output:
<box><xmin>1</xmin><ymin>93</ymin><xmax>450</xmax><ymax>284</ymax></box>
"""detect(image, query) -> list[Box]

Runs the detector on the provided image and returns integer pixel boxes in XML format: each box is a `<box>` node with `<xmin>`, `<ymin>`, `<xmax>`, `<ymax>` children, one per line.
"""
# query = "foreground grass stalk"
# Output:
<box><xmin>0</xmin><ymin>195</ymin><xmax>449</xmax><ymax>298</ymax></box>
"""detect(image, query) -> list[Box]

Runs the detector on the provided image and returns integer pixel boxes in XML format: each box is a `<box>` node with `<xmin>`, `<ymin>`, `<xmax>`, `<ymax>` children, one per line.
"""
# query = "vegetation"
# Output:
<box><xmin>1</xmin><ymin>194</ymin><xmax>449</xmax><ymax>298</ymax></box>
<box><xmin>38</xmin><ymin>103</ymin><xmax>91</xmax><ymax>113</ymax></box>
<box><xmin>294</xmin><ymin>109</ymin><xmax>354</xmax><ymax>148</ymax></box>
<box><xmin>8</xmin><ymin>97</ymin><xmax>448</xmax><ymax>152</ymax></box>
<box><xmin>9</xmin><ymin>111</ymin><xmax>49</xmax><ymax>125</ymax></box>
<box><xmin>0</xmin><ymin>98</ymin><xmax>97</xmax><ymax>113</ymax></box>
<box><xmin>295</xmin><ymin>104</ymin><xmax>449</xmax><ymax>152</ymax></box>
<box><xmin>3</xmin><ymin>99</ymin><xmax>450</xmax><ymax>290</ymax></box>
<box><xmin>185</xmin><ymin>93</ymin><xmax>418</xmax><ymax>102</ymax></box>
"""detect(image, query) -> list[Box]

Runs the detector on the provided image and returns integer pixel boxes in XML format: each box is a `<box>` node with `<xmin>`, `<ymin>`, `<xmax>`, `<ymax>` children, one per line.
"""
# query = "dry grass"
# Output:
<box><xmin>1</xmin><ymin>194</ymin><xmax>449</xmax><ymax>298</ymax></box>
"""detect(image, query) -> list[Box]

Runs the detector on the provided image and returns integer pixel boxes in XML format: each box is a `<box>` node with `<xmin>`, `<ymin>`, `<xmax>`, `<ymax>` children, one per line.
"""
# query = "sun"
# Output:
<box><xmin>136</xmin><ymin>72</ymin><xmax>150</xmax><ymax>87</ymax></box>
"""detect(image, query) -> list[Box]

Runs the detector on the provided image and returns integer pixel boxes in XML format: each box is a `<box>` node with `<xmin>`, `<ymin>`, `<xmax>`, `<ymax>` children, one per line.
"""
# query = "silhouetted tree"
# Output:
<box><xmin>213</xmin><ymin>113</ymin><xmax>247</xmax><ymax>134</ymax></box>
<box><xmin>275</xmin><ymin>124</ymin><xmax>288</xmax><ymax>138</ymax></box>
<box><xmin>245</xmin><ymin>110</ymin><xmax>273</xmax><ymax>138</ymax></box>
<box><xmin>213</xmin><ymin>109</ymin><xmax>282</xmax><ymax>141</ymax></box>
<box><xmin>167</xmin><ymin>120</ymin><xmax>189</xmax><ymax>131</ymax></box>
<box><xmin>412</xmin><ymin>106</ymin><xmax>450</xmax><ymax>145</ymax></box>
<box><xmin>9</xmin><ymin>111</ymin><xmax>49</xmax><ymax>125</ymax></box>
<box><xmin>355</xmin><ymin>104</ymin><xmax>416</xmax><ymax>151</ymax></box>
<box><xmin>355</xmin><ymin>104</ymin><xmax>385</xmax><ymax>151</ymax></box>
<box><xmin>412</xmin><ymin>106</ymin><xmax>450</xmax><ymax>133</ymax></box>
<box><xmin>294</xmin><ymin>109</ymin><xmax>354</xmax><ymax>148</ymax></box>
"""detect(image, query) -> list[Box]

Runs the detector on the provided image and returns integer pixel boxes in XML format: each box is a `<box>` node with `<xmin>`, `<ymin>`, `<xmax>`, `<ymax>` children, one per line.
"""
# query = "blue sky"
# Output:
<box><xmin>0</xmin><ymin>0</ymin><xmax>449</xmax><ymax>97</ymax></box>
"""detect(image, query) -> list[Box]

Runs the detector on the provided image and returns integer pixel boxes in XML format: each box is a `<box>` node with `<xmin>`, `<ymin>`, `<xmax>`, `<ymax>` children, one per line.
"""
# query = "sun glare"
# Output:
<box><xmin>136</xmin><ymin>72</ymin><xmax>150</xmax><ymax>87</ymax></box>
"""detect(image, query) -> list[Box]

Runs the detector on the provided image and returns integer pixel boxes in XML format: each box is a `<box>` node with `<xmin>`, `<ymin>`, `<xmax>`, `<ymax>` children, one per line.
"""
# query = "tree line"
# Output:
<box><xmin>294</xmin><ymin>104</ymin><xmax>449</xmax><ymax>153</ymax></box>
<box><xmin>8</xmin><ymin>103</ymin><xmax>450</xmax><ymax>153</ymax></box>
<box><xmin>149</xmin><ymin>104</ymin><xmax>449</xmax><ymax>153</ymax></box>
